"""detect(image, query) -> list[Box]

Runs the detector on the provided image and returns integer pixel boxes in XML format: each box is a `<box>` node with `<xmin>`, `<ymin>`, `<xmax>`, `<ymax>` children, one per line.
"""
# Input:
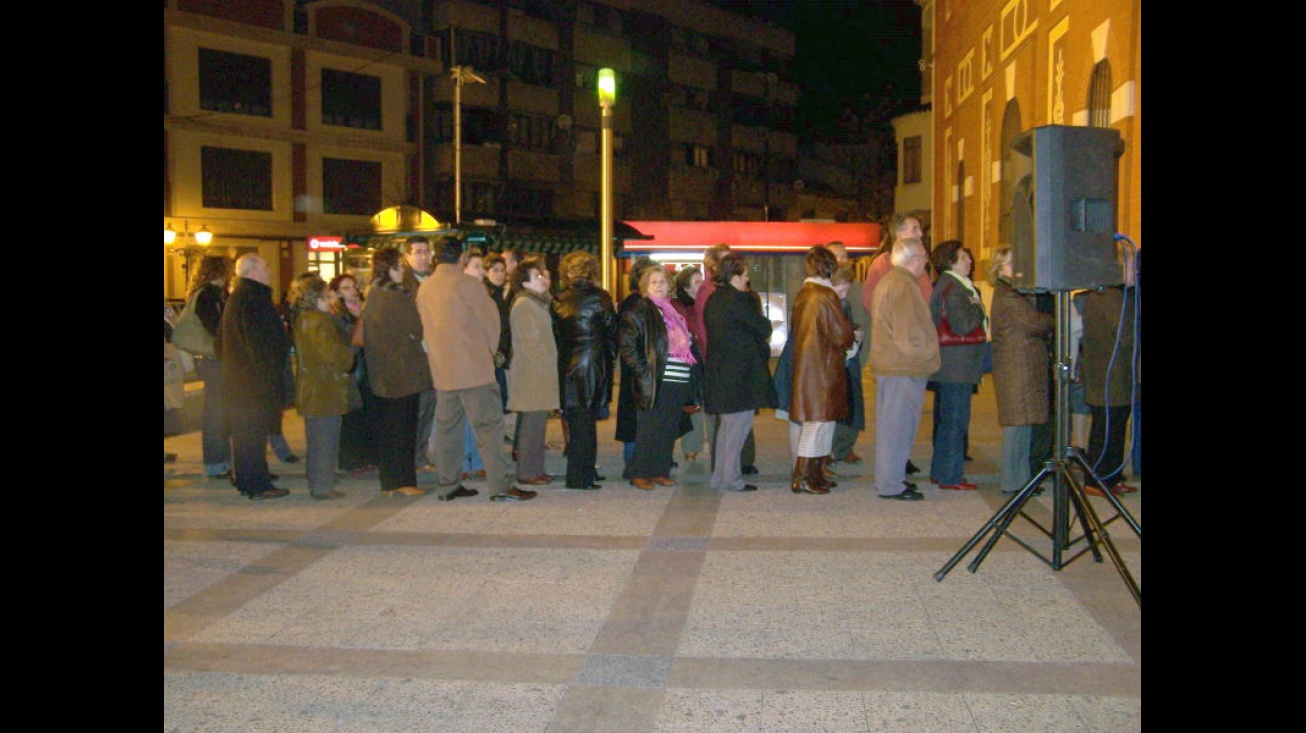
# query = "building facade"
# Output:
<box><xmin>163</xmin><ymin>0</ymin><xmax>802</xmax><ymax>300</ymax></box>
<box><xmin>917</xmin><ymin>0</ymin><xmax>1141</xmax><ymax>270</ymax></box>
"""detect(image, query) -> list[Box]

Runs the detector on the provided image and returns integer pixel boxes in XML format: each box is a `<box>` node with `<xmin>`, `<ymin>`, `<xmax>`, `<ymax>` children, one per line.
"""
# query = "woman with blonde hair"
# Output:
<box><xmin>986</xmin><ymin>246</ymin><xmax>1054</xmax><ymax>494</ymax></box>
<box><xmin>551</xmin><ymin>251</ymin><xmax>617</xmax><ymax>489</ymax></box>
<box><xmin>187</xmin><ymin>255</ymin><xmax>235</xmax><ymax>479</ymax></box>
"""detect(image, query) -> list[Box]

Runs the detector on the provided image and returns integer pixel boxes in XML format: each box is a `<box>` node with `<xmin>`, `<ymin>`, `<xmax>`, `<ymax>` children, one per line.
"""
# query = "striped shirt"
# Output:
<box><xmin>663</xmin><ymin>357</ymin><xmax>692</xmax><ymax>384</ymax></box>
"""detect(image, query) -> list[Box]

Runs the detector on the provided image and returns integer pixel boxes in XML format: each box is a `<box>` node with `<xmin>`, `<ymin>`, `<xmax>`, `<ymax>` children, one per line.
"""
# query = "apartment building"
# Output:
<box><xmin>163</xmin><ymin>0</ymin><xmax>800</xmax><ymax>300</ymax></box>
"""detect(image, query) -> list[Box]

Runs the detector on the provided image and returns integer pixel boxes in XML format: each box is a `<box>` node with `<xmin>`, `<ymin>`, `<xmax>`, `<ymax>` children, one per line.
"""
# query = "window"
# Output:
<box><xmin>508</xmin><ymin>41</ymin><xmax>556</xmax><ymax>87</ymax></box>
<box><xmin>430</xmin><ymin>105</ymin><xmax>503</xmax><ymax>146</ymax></box>
<box><xmin>321</xmin><ymin>69</ymin><xmax>382</xmax><ymax>130</ymax></box>
<box><xmin>500</xmin><ymin>185</ymin><xmax>554</xmax><ymax>217</ymax></box>
<box><xmin>198</xmin><ymin>48</ymin><xmax>272</xmax><ymax>117</ymax></box>
<box><xmin>455</xmin><ymin>30</ymin><xmax>501</xmax><ymax>70</ymax></box>
<box><xmin>902</xmin><ymin>135</ymin><xmax>922</xmax><ymax>184</ymax></box>
<box><xmin>201</xmin><ymin>146</ymin><xmax>272</xmax><ymax>211</ymax></box>
<box><xmin>322</xmin><ymin>158</ymin><xmax>382</xmax><ymax>215</ymax></box>
<box><xmin>733</xmin><ymin>151</ymin><xmax>761</xmax><ymax>178</ymax></box>
<box><xmin>510</xmin><ymin>114</ymin><xmax>553</xmax><ymax>151</ymax></box>
<box><xmin>998</xmin><ymin>100</ymin><xmax>1021</xmax><ymax>245</ymax></box>
<box><xmin>674</xmin><ymin>143</ymin><xmax>714</xmax><ymax>168</ymax></box>
<box><xmin>1087</xmin><ymin>60</ymin><xmax>1112</xmax><ymax>128</ymax></box>
<box><xmin>954</xmin><ymin>160</ymin><xmax>965</xmax><ymax>238</ymax></box>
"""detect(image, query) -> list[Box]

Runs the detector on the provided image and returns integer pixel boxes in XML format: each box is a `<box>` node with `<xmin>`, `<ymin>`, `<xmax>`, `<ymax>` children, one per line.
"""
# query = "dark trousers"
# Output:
<box><xmin>564</xmin><ymin>406</ymin><xmax>600</xmax><ymax>488</ymax></box>
<box><xmin>338</xmin><ymin>376</ymin><xmax>379</xmax><ymax>471</ymax></box>
<box><xmin>376</xmin><ymin>392</ymin><xmax>419</xmax><ymax>491</ymax></box>
<box><xmin>1088</xmin><ymin>404</ymin><xmax>1131</xmax><ymax>487</ymax></box>
<box><xmin>626</xmin><ymin>380</ymin><xmax>690</xmax><ymax>480</ymax></box>
<box><xmin>230</xmin><ymin>400</ymin><xmax>276</xmax><ymax>495</ymax></box>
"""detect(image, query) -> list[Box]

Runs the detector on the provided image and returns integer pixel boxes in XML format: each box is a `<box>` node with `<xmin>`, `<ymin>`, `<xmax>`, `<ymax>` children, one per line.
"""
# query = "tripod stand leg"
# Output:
<box><xmin>934</xmin><ymin>464</ymin><xmax>1053</xmax><ymax>582</ymax></box>
<box><xmin>1067</xmin><ymin>448</ymin><xmax>1141</xmax><ymax>538</ymax></box>
<box><xmin>1060</xmin><ymin>464</ymin><xmax>1142</xmax><ymax>606</ymax></box>
<box><xmin>1055</xmin><ymin>466</ymin><xmax>1104</xmax><ymax>566</ymax></box>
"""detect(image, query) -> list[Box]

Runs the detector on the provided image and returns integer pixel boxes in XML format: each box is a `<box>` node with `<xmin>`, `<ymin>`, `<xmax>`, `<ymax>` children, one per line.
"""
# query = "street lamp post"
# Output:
<box><xmin>598</xmin><ymin>68</ymin><xmax>616</xmax><ymax>293</ymax></box>
<box><xmin>164</xmin><ymin>220</ymin><xmax>214</xmax><ymax>296</ymax></box>
<box><xmin>452</xmin><ymin>64</ymin><xmax>487</xmax><ymax>225</ymax></box>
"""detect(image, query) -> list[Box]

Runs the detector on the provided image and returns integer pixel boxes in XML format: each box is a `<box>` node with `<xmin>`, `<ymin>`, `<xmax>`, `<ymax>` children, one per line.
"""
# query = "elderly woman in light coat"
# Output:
<box><xmin>987</xmin><ymin>246</ymin><xmax>1055</xmax><ymax>494</ymax></box>
<box><xmin>507</xmin><ymin>257</ymin><xmax>560</xmax><ymax>485</ymax></box>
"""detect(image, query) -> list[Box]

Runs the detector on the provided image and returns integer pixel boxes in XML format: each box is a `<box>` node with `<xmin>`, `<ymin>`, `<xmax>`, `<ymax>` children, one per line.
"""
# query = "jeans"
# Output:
<box><xmin>929</xmin><ymin>382</ymin><xmax>974</xmax><ymax>485</ymax></box>
<box><xmin>463</xmin><ymin>420</ymin><xmax>484</xmax><ymax>474</ymax></box>
<box><xmin>195</xmin><ymin>356</ymin><xmax>230</xmax><ymax>476</ymax></box>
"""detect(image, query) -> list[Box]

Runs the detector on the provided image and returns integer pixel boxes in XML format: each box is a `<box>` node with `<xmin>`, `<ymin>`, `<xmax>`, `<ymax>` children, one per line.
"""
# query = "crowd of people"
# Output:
<box><xmin>166</xmin><ymin>218</ymin><xmax>1140</xmax><ymax>503</ymax></box>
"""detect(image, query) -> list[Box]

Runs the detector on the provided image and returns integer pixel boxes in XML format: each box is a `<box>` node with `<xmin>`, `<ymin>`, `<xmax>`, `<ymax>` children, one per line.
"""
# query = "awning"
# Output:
<box><xmin>494</xmin><ymin>219</ymin><xmax>651</xmax><ymax>256</ymax></box>
<box><xmin>344</xmin><ymin>218</ymin><xmax>651</xmax><ymax>256</ymax></box>
<box><xmin>344</xmin><ymin>230</ymin><xmax>458</xmax><ymax>249</ymax></box>
<box><xmin>619</xmin><ymin>220</ymin><xmax>881</xmax><ymax>254</ymax></box>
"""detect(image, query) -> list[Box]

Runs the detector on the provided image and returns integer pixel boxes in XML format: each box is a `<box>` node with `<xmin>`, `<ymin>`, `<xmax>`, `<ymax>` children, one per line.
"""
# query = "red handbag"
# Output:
<box><xmin>936</xmin><ymin>302</ymin><xmax>986</xmax><ymax>346</ymax></box>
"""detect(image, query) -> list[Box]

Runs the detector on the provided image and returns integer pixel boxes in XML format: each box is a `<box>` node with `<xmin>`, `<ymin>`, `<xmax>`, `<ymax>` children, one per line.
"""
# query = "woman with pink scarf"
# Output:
<box><xmin>618</xmin><ymin>265</ymin><xmax>701</xmax><ymax>490</ymax></box>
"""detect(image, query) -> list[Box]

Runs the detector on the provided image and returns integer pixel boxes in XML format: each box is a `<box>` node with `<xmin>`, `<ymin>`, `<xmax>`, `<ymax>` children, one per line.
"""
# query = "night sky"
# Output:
<box><xmin>705</xmin><ymin>0</ymin><xmax>923</xmax><ymax>137</ymax></box>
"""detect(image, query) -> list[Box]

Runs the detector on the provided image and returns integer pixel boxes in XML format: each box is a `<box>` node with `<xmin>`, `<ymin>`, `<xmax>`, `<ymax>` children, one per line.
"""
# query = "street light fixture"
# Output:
<box><xmin>598</xmin><ymin>67</ymin><xmax>616</xmax><ymax>293</ymax></box>
<box><xmin>164</xmin><ymin>220</ymin><xmax>214</xmax><ymax>251</ymax></box>
<box><xmin>452</xmin><ymin>64</ymin><xmax>487</xmax><ymax>225</ymax></box>
<box><xmin>164</xmin><ymin>220</ymin><xmax>215</xmax><ymax>296</ymax></box>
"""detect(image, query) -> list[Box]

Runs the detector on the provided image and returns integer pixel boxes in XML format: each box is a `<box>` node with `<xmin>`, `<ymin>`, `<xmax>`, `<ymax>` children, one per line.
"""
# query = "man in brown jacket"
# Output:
<box><xmin>868</xmin><ymin>237</ymin><xmax>940</xmax><ymax>501</ymax></box>
<box><xmin>416</xmin><ymin>236</ymin><xmax>537</xmax><ymax>503</ymax></box>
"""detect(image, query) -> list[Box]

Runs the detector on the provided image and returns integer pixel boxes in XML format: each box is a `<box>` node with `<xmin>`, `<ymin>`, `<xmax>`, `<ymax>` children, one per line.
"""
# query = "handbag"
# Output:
<box><xmin>936</xmin><ymin>302</ymin><xmax>987</xmax><ymax>347</ymax></box>
<box><xmin>172</xmin><ymin>292</ymin><xmax>216</xmax><ymax>357</ymax></box>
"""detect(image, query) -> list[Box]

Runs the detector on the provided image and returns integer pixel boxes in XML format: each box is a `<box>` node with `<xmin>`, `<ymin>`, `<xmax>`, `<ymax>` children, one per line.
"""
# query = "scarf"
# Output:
<box><xmin>944</xmin><ymin>270</ymin><xmax>988</xmax><ymax>327</ymax></box>
<box><xmin>650</xmin><ymin>295</ymin><xmax>696</xmax><ymax>365</ymax></box>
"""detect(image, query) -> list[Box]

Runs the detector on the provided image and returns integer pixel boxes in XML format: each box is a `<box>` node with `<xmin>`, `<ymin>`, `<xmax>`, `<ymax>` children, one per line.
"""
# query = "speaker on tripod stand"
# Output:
<box><xmin>935</xmin><ymin>125</ymin><xmax>1140</xmax><ymax>606</ymax></box>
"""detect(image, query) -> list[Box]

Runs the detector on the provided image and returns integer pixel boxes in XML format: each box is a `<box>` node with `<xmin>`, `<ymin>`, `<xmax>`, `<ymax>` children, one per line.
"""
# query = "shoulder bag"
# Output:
<box><xmin>172</xmin><ymin>292</ymin><xmax>216</xmax><ymax>357</ymax></box>
<box><xmin>936</xmin><ymin>301</ymin><xmax>986</xmax><ymax>347</ymax></box>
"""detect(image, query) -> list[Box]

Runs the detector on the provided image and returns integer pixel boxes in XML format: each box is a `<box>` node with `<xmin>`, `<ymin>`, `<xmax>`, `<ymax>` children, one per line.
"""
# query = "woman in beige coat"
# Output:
<box><xmin>507</xmin><ymin>257</ymin><xmax>560</xmax><ymax>484</ymax></box>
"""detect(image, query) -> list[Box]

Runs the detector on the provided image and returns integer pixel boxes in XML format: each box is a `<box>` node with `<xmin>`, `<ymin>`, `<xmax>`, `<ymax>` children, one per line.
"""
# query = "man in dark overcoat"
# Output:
<box><xmin>220</xmin><ymin>253</ymin><xmax>291</xmax><ymax>500</ymax></box>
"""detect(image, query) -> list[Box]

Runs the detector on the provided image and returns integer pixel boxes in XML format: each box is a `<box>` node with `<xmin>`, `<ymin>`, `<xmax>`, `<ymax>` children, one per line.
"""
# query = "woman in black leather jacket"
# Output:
<box><xmin>618</xmin><ymin>266</ymin><xmax>700</xmax><ymax>489</ymax></box>
<box><xmin>551</xmin><ymin>251</ymin><xmax>618</xmax><ymax>489</ymax></box>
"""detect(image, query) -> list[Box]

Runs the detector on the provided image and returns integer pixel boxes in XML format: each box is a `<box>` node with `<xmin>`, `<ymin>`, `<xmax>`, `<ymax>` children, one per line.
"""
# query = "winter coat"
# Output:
<box><xmin>928</xmin><ymin>271</ymin><xmax>988</xmax><ymax>385</ymax></box>
<box><xmin>193</xmin><ymin>282</ymin><xmax>227</xmax><ymax>356</ymax></box>
<box><xmin>614</xmin><ymin>292</ymin><xmax>644</xmax><ymax>442</ymax></box>
<box><xmin>220</xmin><ymin>277</ymin><xmax>290</xmax><ymax>415</ymax></box>
<box><xmin>1081</xmin><ymin>285</ymin><xmax>1136</xmax><ymax>407</ymax></box>
<box><xmin>293</xmin><ymin>308</ymin><xmax>355</xmax><ymax>417</ymax></box>
<box><xmin>790</xmin><ymin>279</ymin><xmax>855</xmax><ymax>423</ymax></box>
<box><xmin>868</xmin><ymin>266</ymin><xmax>940</xmax><ymax>378</ymax></box>
<box><xmin>485</xmin><ymin>279</ymin><xmax>513</xmax><ymax>368</ymax></box>
<box><xmin>416</xmin><ymin>263</ymin><xmax>501</xmax><ymax>392</ymax></box>
<box><xmin>618</xmin><ymin>296</ymin><xmax>672</xmax><ymax>412</ymax></box>
<box><xmin>703</xmin><ymin>286</ymin><xmax>776</xmax><ymax>414</ymax></box>
<box><xmin>989</xmin><ymin>280</ymin><xmax>1054</xmax><ymax>427</ymax></box>
<box><xmin>506</xmin><ymin>289</ymin><xmax>559</xmax><ymax>413</ymax></box>
<box><xmin>552</xmin><ymin>279</ymin><xmax>617</xmax><ymax>411</ymax></box>
<box><xmin>362</xmin><ymin>280</ymin><xmax>433</xmax><ymax>399</ymax></box>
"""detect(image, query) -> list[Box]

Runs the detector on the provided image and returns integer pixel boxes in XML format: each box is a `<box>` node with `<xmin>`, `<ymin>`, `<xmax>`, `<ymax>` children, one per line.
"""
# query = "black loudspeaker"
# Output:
<box><xmin>1009</xmin><ymin>125</ymin><xmax>1124</xmax><ymax>292</ymax></box>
